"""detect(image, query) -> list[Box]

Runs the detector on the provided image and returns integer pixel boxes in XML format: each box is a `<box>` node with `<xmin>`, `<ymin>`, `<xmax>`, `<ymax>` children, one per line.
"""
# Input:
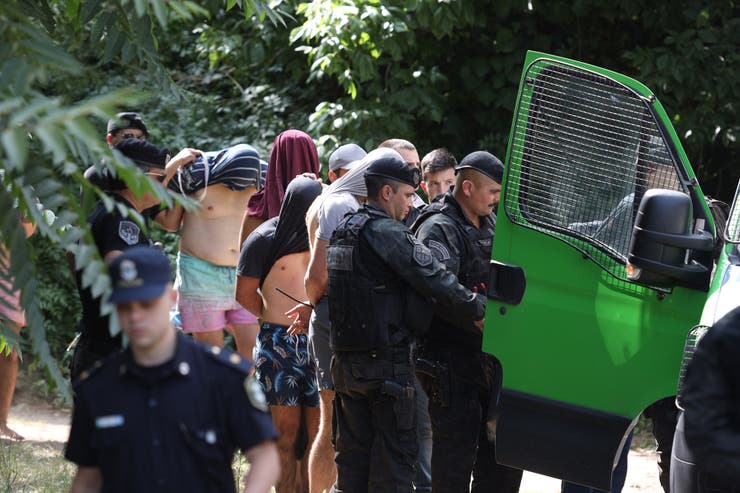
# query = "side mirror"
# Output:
<box><xmin>627</xmin><ymin>189</ymin><xmax>713</xmax><ymax>290</ymax></box>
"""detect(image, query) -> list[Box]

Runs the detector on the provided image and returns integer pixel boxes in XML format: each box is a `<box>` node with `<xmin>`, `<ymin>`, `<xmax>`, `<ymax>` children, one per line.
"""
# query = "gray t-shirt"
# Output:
<box><xmin>316</xmin><ymin>192</ymin><xmax>361</xmax><ymax>242</ymax></box>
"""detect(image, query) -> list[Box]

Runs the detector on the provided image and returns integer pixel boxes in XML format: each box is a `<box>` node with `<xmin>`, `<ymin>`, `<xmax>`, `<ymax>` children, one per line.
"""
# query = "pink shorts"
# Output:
<box><xmin>179</xmin><ymin>298</ymin><xmax>257</xmax><ymax>333</ymax></box>
<box><xmin>175</xmin><ymin>252</ymin><xmax>258</xmax><ymax>333</ymax></box>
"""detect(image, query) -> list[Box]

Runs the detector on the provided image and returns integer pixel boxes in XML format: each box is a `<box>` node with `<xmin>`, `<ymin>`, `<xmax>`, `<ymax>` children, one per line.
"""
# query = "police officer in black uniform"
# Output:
<box><xmin>326</xmin><ymin>148</ymin><xmax>486</xmax><ymax>493</ymax></box>
<box><xmin>70</xmin><ymin>139</ymin><xmax>198</xmax><ymax>379</ymax></box>
<box><xmin>678</xmin><ymin>305</ymin><xmax>740</xmax><ymax>491</ymax></box>
<box><xmin>413</xmin><ymin>151</ymin><xmax>523</xmax><ymax>493</ymax></box>
<box><xmin>66</xmin><ymin>246</ymin><xmax>280</xmax><ymax>493</ymax></box>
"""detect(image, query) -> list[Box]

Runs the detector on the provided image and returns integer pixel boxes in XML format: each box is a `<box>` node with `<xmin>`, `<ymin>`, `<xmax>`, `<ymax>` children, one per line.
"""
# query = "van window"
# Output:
<box><xmin>506</xmin><ymin>61</ymin><xmax>685</xmax><ymax>280</ymax></box>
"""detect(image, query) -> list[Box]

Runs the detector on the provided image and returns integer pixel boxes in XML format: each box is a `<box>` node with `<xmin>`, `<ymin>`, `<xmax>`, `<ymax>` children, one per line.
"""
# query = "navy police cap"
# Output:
<box><xmin>109</xmin><ymin>246</ymin><xmax>172</xmax><ymax>303</ymax></box>
<box><xmin>364</xmin><ymin>148</ymin><xmax>421</xmax><ymax>188</ymax></box>
<box><xmin>456</xmin><ymin>151</ymin><xmax>504</xmax><ymax>183</ymax></box>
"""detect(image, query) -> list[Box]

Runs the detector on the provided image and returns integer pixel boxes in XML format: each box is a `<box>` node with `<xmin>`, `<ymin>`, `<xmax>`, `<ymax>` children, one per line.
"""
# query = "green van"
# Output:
<box><xmin>483</xmin><ymin>51</ymin><xmax>718</xmax><ymax>489</ymax></box>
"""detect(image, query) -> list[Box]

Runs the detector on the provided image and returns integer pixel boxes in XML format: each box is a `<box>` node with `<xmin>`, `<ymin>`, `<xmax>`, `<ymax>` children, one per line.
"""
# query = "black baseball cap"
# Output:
<box><xmin>456</xmin><ymin>151</ymin><xmax>505</xmax><ymax>183</ymax></box>
<box><xmin>364</xmin><ymin>148</ymin><xmax>421</xmax><ymax>188</ymax></box>
<box><xmin>107</xmin><ymin>112</ymin><xmax>149</xmax><ymax>137</ymax></box>
<box><xmin>114</xmin><ymin>139</ymin><xmax>169</xmax><ymax>169</ymax></box>
<box><xmin>109</xmin><ymin>247</ymin><xmax>172</xmax><ymax>303</ymax></box>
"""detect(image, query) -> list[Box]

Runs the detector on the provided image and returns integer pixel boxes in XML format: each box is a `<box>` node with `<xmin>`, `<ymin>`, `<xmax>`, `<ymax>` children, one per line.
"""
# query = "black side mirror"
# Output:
<box><xmin>627</xmin><ymin>189</ymin><xmax>713</xmax><ymax>290</ymax></box>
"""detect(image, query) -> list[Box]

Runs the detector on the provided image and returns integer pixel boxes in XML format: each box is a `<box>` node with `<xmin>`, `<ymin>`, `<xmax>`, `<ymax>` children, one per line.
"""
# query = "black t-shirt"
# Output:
<box><xmin>77</xmin><ymin>195</ymin><xmax>150</xmax><ymax>343</ymax></box>
<box><xmin>236</xmin><ymin>217</ymin><xmax>278</xmax><ymax>287</ymax></box>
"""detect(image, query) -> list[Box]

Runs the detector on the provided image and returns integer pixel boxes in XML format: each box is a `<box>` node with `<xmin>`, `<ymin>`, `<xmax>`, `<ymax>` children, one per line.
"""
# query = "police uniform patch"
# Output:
<box><xmin>118</xmin><ymin>221</ymin><xmax>141</xmax><ymax>245</ymax></box>
<box><xmin>244</xmin><ymin>374</ymin><xmax>269</xmax><ymax>412</ymax></box>
<box><xmin>427</xmin><ymin>239</ymin><xmax>451</xmax><ymax>262</ymax></box>
<box><xmin>412</xmin><ymin>243</ymin><xmax>433</xmax><ymax>267</ymax></box>
<box><xmin>327</xmin><ymin>245</ymin><xmax>353</xmax><ymax>271</ymax></box>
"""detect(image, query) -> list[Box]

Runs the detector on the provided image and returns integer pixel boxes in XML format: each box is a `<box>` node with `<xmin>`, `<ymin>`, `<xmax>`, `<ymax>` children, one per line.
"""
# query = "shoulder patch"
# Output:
<box><xmin>244</xmin><ymin>374</ymin><xmax>269</xmax><ymax>412</ymax></box>
<box><xmin>118</xmin><ymin>220</ymin><xmax>141</xmax><ymax>245</ymax></box>
<box><xmin>412</xmin><ymin>243</ymin><xmax>433</xmax><ymax>267</ymax></box>
<box><xmin>427</xmin><ymin>239</ymin><xmax>451</xmax><ymax>262</ymax></box>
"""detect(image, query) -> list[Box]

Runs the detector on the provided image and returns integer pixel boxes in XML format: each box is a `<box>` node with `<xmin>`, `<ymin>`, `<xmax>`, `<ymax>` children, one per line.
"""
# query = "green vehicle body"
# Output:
<box><xmin>483</xmin><ymin>51</ymin><xmax>716</xmax><ymax>489</ymax></box>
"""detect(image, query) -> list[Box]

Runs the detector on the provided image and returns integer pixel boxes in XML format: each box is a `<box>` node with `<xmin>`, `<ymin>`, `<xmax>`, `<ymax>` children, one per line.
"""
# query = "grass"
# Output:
<box><xmin>0</xmin><ymin>440</ymin><xmax>74</xmax><ymax>493</ymax></box>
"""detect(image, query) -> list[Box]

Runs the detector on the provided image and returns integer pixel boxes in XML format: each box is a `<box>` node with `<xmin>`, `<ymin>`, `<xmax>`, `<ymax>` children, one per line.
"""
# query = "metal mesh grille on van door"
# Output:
<box><xmin>504</xmin><ymin>59</ymin><xmax>686</xmax><ymax>281</ymax></box>
<box><xmin>675</xmin><ymin>324</ymin><xmax>709</xmax><ymax>410</ymax></box>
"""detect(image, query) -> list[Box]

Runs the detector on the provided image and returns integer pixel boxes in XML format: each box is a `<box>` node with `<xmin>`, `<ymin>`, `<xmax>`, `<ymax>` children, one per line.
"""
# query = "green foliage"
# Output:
<box><xmin>0</xmin><ymin>0</ymin><xmax>284</xmax><ymax>403</ymax></box>
<box><xmin>292</xmin><ymin>0</ymin><xmax>739</xmax><ymax>199</ymax></box>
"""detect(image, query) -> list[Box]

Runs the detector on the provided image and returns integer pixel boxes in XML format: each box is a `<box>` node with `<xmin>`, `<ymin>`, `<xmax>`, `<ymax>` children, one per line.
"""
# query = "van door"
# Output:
<box><xmin>484</xmin><ymin>51</ymin><xmax>714</xmax><ymax>489</ymax></box>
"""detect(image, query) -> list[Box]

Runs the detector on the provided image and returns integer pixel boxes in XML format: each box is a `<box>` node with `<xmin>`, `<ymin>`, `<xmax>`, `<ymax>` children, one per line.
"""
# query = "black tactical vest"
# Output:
<box><xmin>327</xmin><ymin>209</ymin><xmax>406</xmax><ymax>352</ymax></box>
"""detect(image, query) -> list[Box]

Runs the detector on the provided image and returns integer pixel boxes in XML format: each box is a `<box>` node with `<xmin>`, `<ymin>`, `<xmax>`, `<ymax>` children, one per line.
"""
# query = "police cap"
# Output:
<box><xmin>107</xmin><ymin>112</ymin><xmax>149</xmax><ymax>137</ymax></box>
<box><xmin>114</xmin><ymin>139</ymin><xmax>169</xmax><ymax>169</ymax></box>
<box><xmin>364</xmin><ymin>148</ymin><xmax>421</xmax><ymax>188</ymax></box>
<box><xmin>109</xmin><ymin>246</ymin><xmax>172</xmax><ymax>303</ymax></box>
<box><xmin>456</xmin><ymin>151</ymin><xmax>504</xmax><ymax>183</ymax></box>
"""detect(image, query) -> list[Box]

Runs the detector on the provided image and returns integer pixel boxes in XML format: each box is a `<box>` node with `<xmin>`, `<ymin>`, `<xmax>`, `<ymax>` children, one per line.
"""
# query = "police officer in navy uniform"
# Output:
<box><xmin>326</xmin><ymin>148</ymin><xmax>486</xmax><ymax>493</ymax></box>
<box><xmin>413</xmin><ymin>151</ymin><xmax>522</xmax><ymax>493</ymax></box>
<box><xmin>70</xmin><ymin>139</ymin><xmax>200</xmax><ymax>379</ymax></box>
<box><xmin>65</xmin><ymin>246</ymin><xmax>280</xmax><ymax>493</ymax></box>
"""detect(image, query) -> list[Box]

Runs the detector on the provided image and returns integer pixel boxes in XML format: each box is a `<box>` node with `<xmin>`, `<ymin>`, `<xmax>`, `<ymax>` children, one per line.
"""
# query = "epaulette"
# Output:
<box><xmin>73</xmin><ymin>357</ymin><xmax>107</xmax><ymax>387</ymax></box>
<box><xmin>201</xmin><ymin>344</ymin><xmax>253</xmax><ymax>374</ymax></box>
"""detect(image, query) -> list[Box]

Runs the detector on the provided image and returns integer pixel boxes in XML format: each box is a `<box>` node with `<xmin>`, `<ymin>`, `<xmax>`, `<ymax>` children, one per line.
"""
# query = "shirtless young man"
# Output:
<box><xmin>236</xmin><ymin>176</ymin><xmax>323</xmax><ymax>493</ymax></box>
<box><xmin>155</xmin><ymin>145</ymin><xmax>262</xmax><ymax>360</ymax></box>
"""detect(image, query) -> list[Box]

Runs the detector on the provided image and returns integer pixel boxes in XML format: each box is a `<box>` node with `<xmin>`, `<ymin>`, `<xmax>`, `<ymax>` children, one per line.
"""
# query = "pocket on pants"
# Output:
<box><xmin>393</xmin><ymin>390</ymin><xmax>416</xmax><ymax>430</ymax></box>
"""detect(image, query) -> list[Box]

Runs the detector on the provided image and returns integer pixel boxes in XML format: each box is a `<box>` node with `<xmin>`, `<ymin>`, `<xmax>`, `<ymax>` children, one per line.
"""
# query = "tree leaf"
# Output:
<box><xmin>2</xmin><ymin>126</ymin><xmax>29</xmax><ymax>171</ymax></box>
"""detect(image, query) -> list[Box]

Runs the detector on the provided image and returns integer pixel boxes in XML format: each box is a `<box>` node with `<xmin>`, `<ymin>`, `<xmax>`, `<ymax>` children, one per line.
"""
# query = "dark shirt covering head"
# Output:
<box><xmin>238</xmin><ymin>176</ymin><xmax>323</xmax><ymax>286</ymax></box>
<box><xmin>246</xmin><ymin>129</ymin><xmax>320</xmax><ymax>221</ymax></box>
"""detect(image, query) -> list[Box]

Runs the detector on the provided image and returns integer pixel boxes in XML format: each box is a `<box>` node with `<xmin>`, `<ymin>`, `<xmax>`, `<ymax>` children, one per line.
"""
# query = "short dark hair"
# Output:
<box><xmin>365</xmin><ymin>174</ymin><xmax>400</xmax><ymax>200</ymax></box>
<box><xmin>422</xmin><ymin>148</ymin><xmax>457</xmax><ymax>180</ymax></box>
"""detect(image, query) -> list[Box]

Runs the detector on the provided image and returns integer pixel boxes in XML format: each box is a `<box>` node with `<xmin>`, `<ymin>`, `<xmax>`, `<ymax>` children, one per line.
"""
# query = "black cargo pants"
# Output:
<box><xmin>422</xmin><ymin>349</ymin><xmax>522</xmax><ymax>493</ymax></box>
<box><xmin>330</xmin><ymin>348</ymin><xmax>417</xmax><ymax>493</ymax></box>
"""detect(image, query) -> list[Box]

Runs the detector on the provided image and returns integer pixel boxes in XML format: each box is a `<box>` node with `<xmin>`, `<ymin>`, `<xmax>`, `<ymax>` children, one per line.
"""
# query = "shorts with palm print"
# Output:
<box><xmin>253</xmin><ymin>322</ymin><xmax>320</xmax><ymax>407</ymax></box>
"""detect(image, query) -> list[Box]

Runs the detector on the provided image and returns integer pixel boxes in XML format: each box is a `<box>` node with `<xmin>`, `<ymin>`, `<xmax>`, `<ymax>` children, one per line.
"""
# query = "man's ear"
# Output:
<box><xmin>328</xmin><ymin>170</ymin><xmax>338</xmax><ymax>183</ymax></box>
<box><xmin>380</xmin><ymin>184</ymin><xmax>392</xmax><ymax>201</ymax></box>
<box><xmin>461</xmin><ymin>179</ymin><xmax>474</xmax><ymax>196</ymax></box>
<box><xmin>420</xmin><ymin>181</ymin><xmax>428</xmax><ymax>195</ymax></box>
<box><xmin>106</xmin><ymin>133</ymin><xmax>114</xmax><ymax>146</ymax></box>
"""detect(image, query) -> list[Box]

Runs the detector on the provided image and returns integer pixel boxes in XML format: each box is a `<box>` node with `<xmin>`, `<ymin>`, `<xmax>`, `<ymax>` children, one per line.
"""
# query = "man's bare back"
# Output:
<box><xmin>180</xmin><ymin>185</ymin><xmax>256</xmax><ymax>267</ymax></box>
<box><xmin>260</xmin><ymin>251</ymin><xmax>310</xmax><ymax>326</ymax></box>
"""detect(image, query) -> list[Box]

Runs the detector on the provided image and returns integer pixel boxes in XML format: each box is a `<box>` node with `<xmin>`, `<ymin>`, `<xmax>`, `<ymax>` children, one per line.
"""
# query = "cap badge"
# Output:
<box><xmin>119</xmin><ymin>259</ymin><xmax>138</xmax><ymax>282</ymax></box>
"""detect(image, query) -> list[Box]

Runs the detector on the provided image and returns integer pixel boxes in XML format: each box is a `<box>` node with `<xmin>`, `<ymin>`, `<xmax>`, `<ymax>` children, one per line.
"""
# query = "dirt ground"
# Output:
<box><xmin>7</xmin><ymin>384</ymin><xmax>664</xmax><ymax>492</ymax></box>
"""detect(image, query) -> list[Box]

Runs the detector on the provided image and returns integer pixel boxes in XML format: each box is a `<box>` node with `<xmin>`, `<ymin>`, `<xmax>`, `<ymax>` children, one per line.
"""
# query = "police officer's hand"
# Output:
<box><xmin>471</xmin><ymin>282</ymin><xmax>486</xmax><ymax>294</ymax></box>
<box><xmin>285</xmin><ymin>303</ymin><xmax>312</xmax><ymax>336</ymax></box>
<box><xmin>474</xmin><ymin>319</ymin><xmax>485</xmax><ymax>333</ymax></box>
